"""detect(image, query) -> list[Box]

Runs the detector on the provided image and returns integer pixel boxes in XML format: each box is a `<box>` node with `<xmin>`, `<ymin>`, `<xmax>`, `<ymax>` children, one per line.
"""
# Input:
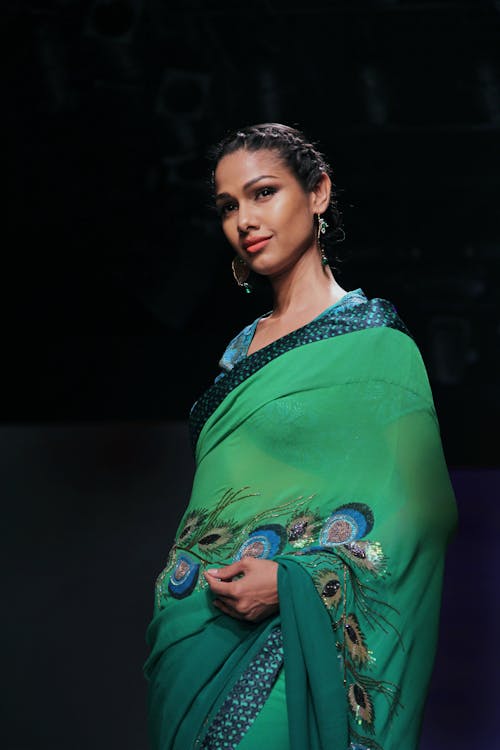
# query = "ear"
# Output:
<box><xmin>309</xmin><ymin>171</ymin><xmax>331</xmax><ymax>214</ymax></box>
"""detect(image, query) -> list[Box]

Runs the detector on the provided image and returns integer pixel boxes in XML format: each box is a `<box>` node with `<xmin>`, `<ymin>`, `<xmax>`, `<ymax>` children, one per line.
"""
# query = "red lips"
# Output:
<box><xmin>241</xmin><ymin>235</ymin><xmax>272</xmax><ymax>251</ymax></box>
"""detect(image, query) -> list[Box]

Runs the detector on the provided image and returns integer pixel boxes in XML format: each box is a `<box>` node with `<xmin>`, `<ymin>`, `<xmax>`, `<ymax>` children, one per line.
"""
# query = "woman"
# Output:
<box><xmin>144</xmin><ymin>123</ymin><xmax>458</xmax><ymax>750</ymax></box>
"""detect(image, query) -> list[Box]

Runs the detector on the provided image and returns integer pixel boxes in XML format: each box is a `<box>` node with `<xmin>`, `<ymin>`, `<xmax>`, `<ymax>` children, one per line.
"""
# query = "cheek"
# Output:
<box><xmin>279</xmin><ymin>210</ymin><xmax>311</xmax><ymax>243</ymax></box>
<box><xmin>274</xmin><ymin>194</ymin><xmax>309</xmax><ymax>229</ymax></box>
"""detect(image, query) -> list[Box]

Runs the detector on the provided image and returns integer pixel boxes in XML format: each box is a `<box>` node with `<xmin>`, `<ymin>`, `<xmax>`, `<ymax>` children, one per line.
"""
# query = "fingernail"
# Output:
<box><xmin>206</xmin><ymin>568</ymin><xmax>219</xmax><ymax>576</ymax></box>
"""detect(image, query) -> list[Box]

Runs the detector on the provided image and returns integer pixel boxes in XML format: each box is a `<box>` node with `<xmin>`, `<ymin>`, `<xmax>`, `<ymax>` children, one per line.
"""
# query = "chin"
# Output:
<box><xmin>248</xmin><ymin>263</ymin><xmax>278</xmax><ymax>279</ymax></box>
<box><xmin>252</xmin><ymin>256</ymin><xmax>296</xmax><ymax>279</ymax></box>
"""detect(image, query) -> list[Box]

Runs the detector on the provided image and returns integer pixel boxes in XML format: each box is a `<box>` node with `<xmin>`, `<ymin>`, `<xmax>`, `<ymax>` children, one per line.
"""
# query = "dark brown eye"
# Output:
<box><xmin>256</xmin><ymin>186</ymin><xmax>276</xmax><ymax>199</ymax></box>
<box><xmin>218</xmin><ymin>201</ymin><xmax>236</xmax><ymax>217</ymax></box>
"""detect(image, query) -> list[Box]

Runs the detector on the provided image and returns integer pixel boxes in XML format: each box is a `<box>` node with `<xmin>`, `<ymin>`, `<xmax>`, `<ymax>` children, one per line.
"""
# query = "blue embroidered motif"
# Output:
<box><xmin>233</xmin><ymin>524</ymin><xmax>287</xmax><ymax>561</ymax></box>
<box><xmin>319</xmin><ymin>504</ymin><xmax>374</xmax><ymax>547</ymax></box>
<box><xmin>167</xmin><ymin>554</ymin><xmax>200</xmax><ymax>599</ymax></box>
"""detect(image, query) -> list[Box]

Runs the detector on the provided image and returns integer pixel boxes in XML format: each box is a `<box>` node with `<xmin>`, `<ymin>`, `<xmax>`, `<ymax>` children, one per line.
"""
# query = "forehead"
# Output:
<box><xmin>214</xmin><ymin>148</ymin><xmax>290</xmax><ymax>191</ymax></box>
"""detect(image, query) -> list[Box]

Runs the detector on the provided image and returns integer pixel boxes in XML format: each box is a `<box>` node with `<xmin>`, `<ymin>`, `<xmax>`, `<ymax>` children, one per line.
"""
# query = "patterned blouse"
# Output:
<box><xmin>216</xmin><ymin>288</ymin><xmax>368</xmax><ymax>381</ymax></box>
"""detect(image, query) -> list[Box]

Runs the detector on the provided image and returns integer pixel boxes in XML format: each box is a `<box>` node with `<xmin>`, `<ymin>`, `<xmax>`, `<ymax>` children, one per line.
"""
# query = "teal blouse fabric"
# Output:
<box><xmin>216</xmin><ymin>288</ymin><xmax>367</xmax><ymax>381</ymax></box>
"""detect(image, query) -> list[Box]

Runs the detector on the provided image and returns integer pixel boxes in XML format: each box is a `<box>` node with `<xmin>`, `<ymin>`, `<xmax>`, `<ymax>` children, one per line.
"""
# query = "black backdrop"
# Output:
<box><xmin>4</xmin><ymin>0</ymin><xmax>500</xmax><ymax>465</ymax></box>
<box><xmin>3</xmin><ymin>1</ymin><xmax>500</xmax><ymax>748</ymax></box>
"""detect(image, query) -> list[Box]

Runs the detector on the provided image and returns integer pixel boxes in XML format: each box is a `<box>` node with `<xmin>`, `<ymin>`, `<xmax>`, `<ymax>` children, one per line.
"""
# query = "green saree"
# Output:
<box><xmin>144</xmin><ymin>291</ymin><xmax>458</xmax><ymax>750</ymax></box>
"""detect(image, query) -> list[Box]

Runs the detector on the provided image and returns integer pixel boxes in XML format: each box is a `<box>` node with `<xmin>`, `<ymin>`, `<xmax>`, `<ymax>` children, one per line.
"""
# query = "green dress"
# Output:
<box><xmin>144</xmin><ymin>289</ymin><xmax>458</xmax><ymax>750</ymax></box>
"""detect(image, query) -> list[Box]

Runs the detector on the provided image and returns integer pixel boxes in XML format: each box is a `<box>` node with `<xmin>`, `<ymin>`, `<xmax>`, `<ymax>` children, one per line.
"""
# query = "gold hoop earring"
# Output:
<box><xmin>316</xmin><ymin>213</ymin><xmax>329</xmax><ymax>267</ymax></box>
<box><xmin>232</xmin><ymin>256</ymin><xmax>252</xmax><ymax>294</ymax></box>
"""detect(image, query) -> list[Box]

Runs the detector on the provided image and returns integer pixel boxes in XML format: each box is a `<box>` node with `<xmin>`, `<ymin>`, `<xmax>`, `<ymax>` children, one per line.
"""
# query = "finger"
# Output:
<box><xmin>205</xmin><ymin>560</ymin><xmax>245</xmax><ymax>581</ymax></box>
<box><xmin>203</xmin><ymin>571</ymin><xmax>238</xmax><ymax>599</ymax></box>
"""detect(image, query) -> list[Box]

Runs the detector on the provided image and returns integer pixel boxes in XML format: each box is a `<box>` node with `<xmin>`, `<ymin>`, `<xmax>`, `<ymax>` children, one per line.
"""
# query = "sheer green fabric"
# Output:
<box><xmin>144</xmin><ymin>304</ymin><xmax>457</xmax><ymax>750</ymax></box>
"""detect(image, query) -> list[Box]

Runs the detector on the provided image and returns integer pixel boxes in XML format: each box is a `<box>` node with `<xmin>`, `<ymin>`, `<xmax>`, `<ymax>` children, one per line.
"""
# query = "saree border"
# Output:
<box><xmin>198</xmin><ymin>626</ymin><xmax>284</xmax><ymax>749</ymax></box>
<box><xmin>189</xmin><ymin>297</ymin><xmax>412</xmax><ymax>452</ymax></box>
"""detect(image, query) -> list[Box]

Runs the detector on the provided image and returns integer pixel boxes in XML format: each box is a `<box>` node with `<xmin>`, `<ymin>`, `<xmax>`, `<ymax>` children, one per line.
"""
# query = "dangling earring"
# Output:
<box><xmin>316</xmin><ymin>213</ymin><xmax>329</xmax><ymax>267</ymax></box>
<box><xmin>232</xmin><ymin>256</ymin><xmax>252</xmax><ymax>294</ymax></box>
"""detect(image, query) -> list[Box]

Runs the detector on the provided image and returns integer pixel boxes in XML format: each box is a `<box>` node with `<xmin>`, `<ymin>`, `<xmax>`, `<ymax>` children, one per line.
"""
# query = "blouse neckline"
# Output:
<box><xmin>245</xmin><ymin>288</ymin><xmax>366</xmax><ymax>359</ymax></box>
<box><xmin>218</xmin><ymin>288</ymin><xmax>367</xmax><ymax>375</ymax></box>
<box><xmin>192</xmin><ymin>293</ymin><xmax>412</xmax><ymax>448</ymax></box>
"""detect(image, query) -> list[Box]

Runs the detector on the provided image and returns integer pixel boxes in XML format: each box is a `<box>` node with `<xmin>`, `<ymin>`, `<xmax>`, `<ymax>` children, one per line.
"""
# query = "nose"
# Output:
<box><xmin>237</xmin><ymin>201</ymin><xmax>259</xmax><ymax>234</ymax></box>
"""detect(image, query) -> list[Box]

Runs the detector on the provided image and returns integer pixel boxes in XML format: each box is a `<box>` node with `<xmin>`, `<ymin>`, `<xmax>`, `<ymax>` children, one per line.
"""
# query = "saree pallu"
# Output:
<box><xmin>144</xmin><ymin>297</ymin><xmax>458</xmax><ymax>750</ymax></box>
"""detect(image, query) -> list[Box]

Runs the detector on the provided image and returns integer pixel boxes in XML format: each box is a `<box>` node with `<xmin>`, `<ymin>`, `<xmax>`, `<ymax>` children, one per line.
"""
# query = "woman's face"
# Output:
<box><xmin>214</xmin><ymin>148</ymin><xmax>328</xmax><ymax>279</ymax></box>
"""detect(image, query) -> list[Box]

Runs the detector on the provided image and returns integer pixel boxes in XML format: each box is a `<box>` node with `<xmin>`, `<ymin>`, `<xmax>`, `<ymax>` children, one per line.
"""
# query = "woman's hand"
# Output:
<box><xmin>203</xmin><ymin>558</ymin><xmax>279</xmax><ymax>623</ymax></box>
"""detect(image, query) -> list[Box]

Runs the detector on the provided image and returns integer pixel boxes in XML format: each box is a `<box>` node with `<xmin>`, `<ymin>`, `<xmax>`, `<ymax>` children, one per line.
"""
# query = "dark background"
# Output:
<box><xmin>4</xmin><ymin>0</ymin><xmax>500</xmax><ymax>465</ymax></box>
<box><xmin>3</xmin><ymin>1</ymin><xmax>499</xmax><ymax>749</ymax></box>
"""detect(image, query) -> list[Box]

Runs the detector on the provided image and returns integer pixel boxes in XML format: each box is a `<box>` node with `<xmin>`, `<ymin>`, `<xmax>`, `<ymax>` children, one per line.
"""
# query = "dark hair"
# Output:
<box><xmin>207</xmin><ymin>122</ymin><xmax>345</xmax><ymax>265</ymax></box>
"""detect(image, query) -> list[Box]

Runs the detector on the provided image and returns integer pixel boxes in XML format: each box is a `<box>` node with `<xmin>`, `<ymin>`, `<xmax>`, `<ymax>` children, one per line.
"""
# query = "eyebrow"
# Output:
<box><xmin>215</xmin><ymin>174</ymin><xmax>278</xmax><ymax>202</ymax></box>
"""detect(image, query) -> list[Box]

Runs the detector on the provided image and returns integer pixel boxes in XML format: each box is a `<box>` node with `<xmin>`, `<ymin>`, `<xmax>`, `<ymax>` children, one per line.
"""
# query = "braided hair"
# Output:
<box><xmin>207</xmin><ymin>122</ymin><xmax>345</xmax><ymax>264</ymax></box>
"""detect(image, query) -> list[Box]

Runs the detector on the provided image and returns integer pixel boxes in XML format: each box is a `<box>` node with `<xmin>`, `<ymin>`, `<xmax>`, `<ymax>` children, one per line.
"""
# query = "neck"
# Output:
<box><xmin>268</xmin><ymin>248</ymin><xmax>346</xmax><ymax>319</ymax></box>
